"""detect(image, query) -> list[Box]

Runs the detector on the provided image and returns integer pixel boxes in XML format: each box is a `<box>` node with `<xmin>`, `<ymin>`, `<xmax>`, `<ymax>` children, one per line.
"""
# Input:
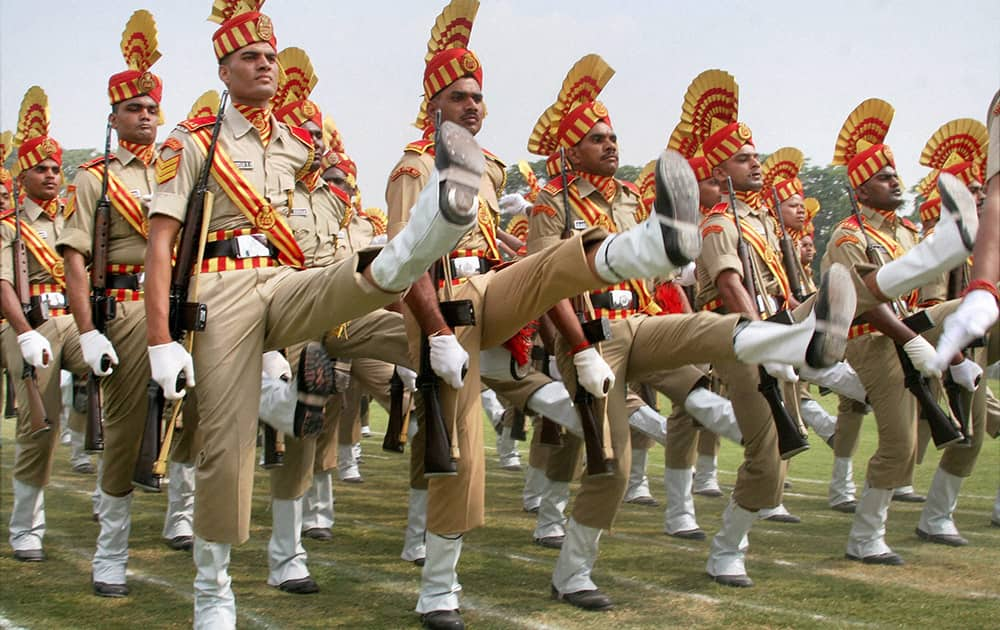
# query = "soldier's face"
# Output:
<box><xmin>301</xmin><ymin>121</ymin><xmax>325</xmax><ymax>171</ymax></box>
<box><xmin>857</xmin><ymin>166</ymin><xmax>903</xmax><ymax>211</ymax></box>
<box><xmin>219</xmin><ymin>43</ymin><xmax>279</xmax><ymax>105</ymax></box>
<box><xmin>968</xmin><ymin>180</ymin><xmax>986</xmax><ymax>209</ymax></box>
<box><xmin>780</xmin><ymin>194</ymin><xmax>807</xmax><ymax>230</ymax></box>
<box><xmin>428</xmin><ymin>78</ymin><xmax>484</xmax><ymax>136</ymax></box>
<box><xmin>0</xmin><ymin>189</ymin><xmax>10</xmax><ymax>212</ymax></box>
<box><xmin>20</xmin><ymin>160</ymin><xmax>61</xmax><ymax>201</ymax></box>
<box><xmin>698</xmin><ymin>176</ymin><xmax>721</xmax><ymax>208</ymax></box>
<box><xmin>568</xmin><ymin>122</ymin><xmax>618</xmax><ymax>177</ymax></box>
<box><xmin>323</xmin><ymin>166</ymin><xmax>355</xmax><ymax>196</ymax></box>
<box><xmin>111</xmin><ymin>95</ymin><xmax>159</xmax><ymax>145</ymax></box>
<box><xmin>800</xmin><ymin>235</ymin><xmax>815</xmax><ymax>265</ymax></box>
<box><xmin>714</xmin><ymin>145</ymin><xmax>761</xmax><ymax>192</ymax></box>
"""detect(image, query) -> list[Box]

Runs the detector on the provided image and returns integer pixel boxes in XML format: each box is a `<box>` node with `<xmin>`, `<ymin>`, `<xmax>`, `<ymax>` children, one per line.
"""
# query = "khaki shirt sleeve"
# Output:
<box><xmin>56</xmin><ymin>167</ymin><xmax>100</xmax><ymax>260</ymax></box>
<box><xmin>821</xmin><ymin>224</ymin><xmax>869</xmax><ymax>274</ymax></box>
<box><xmin>385</xmin><ymin>152</ymin><xmax>431</xmax><ymax>240</ymax></box>
<box><xmin>0</xmin><ymin>222</ymin><xmax>14</xmax><ymax>286</ymax></box>
<box><xmin>986</xmin><ymin>90</ymin><xmax>1000</xmax><ymax>182</ymax></box>
<box><xmin>149</xmin><ymin>130</ymin><xmax>202</xmax><ymax>224</ymax></box>
<box><xmin>696</xmin><ymin>213</ymin><xmax>743</xmax><ymax>285</ymax></box>
<box><xmin>526</xmin><ymin>189</ymin><xmax>566</xmax><ymax>254</ymax></box>
<box><xmin>918</xmin><ymin>271</ymin><xmax>949</xmax><ymax>305</ymax></box>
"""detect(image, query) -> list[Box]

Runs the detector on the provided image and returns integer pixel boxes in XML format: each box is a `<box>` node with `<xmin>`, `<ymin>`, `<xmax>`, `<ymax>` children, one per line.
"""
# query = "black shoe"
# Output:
<box><xmin>302</xmin><ymin>527</ymin><xmax>333</xmax><ymax>541</ymax></box>
<box><xmin>693</xmin><ymin>487</ymin><xmax>724</xmax><ymax>498</ymax></box>
<box><xmin>936</xmin><ymin>172</ymin><xmax>978</xmax><ymax>251</ymax></box>
<box><xmin>278</xmin><ymin>576</ymin><xmax>319</xmax><ymax>594</ymax></box>
<box><xmin>523</xmin><ymin>505</ymin><xmax>540</xmax><ymax>514</ymax></box>
<box><xmin>892</xmin><ymin>492</ymin><xmax>926</xmax><ymax>503</ymax></box>
<box><xmin>653</xmin><ymin>149</ymin><xmax>701</xmax><ymax>267</ymax></box>
<box><xmin>72</xmin><ymin>462</ymin><xmax>95</xmax><ymax>475</ymax></box>
<box><xmin>341</xmin><ymin>475</ymin><xmax>364</xmax><ymax>484</ymax></box>
<box><xmin>551</xmin><ymin>584</ymin><xmax>613</xmax><ymax>611</ymax></box>
<box><xmin>806</xmin><ymin>263</ymin><xmax>856</xmax><ymax>368</ymax></box>
<box><xmin>93</xmin><ymin>581</ymin><xmax>129</xmax><ymax>598</ymax></box>
<box><xmin>293</xmin><ymin>343</ymin><xmax>334</xmax><ymax>438</ymax></box>
<box><xmin>915</xmin><ymin>527</ymin><xmax>968</xmax><ymax>547</ymax></box>
<box><xmin>413</xmin><ymin>557</ymin><xmax>426</xmax><ymax>567</ymax></box>
<box><xmin>533</xmin><ymin>535</ymin><xmax>564</xmax><ymax>549</ymax></box>
<box><xmin>435</xmin><ymin>121</ymin><xmax>485</xmax><ymax>226</ymax></box>
<box><xmin>13</xmin><ymin>548</ymin><xmax>44</xmax><ymax>562</ymax></box>
<box><xmin>626</xmin><ymin>495</ymin><xmax>659</xmax><ymax>507</ymax></box>
<box><xmin>783</xmin><ymin>480</ymin><xmax>792</xmax><ymax>489</ymax></box>
<box><xmin>165</xmin><ymin>535</ymin><xmax>194</xmax><ymax>551</ymax></box>
<box><xmin>831</xmin><ymin>501</ymin><xmax>857</xmax><ymax>514</ymax></box>
<box><xmin>764</xmin><ymin>512</ymin><xmax>801</xmax><ymax>524</ymax></box>
<box><xmin>845</xmin><ymin>552</ymin><xmax>904</xmax><ymax>565</ymax></box>
<box><xmin>667</xmin><ymin>528</ymin><xmax>706</xmax><ymax>541</ymax></box>
<box><xmin>710</xmin><ymin>573</ymin><xmax>754</xmax><ymax>587</ymax></box>
<box><xmin>421</xmin><ymin>609</ymin><xmax>464</xmax><ymax>630</ymax></box>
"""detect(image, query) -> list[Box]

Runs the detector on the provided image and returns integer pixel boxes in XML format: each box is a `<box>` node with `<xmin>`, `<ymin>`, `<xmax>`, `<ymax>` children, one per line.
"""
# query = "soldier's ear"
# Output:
<box><xmin>218</xmin><ymin>62</ymin><xmax>231</xmax><ymax>86</ymax></box>
<box><xmin>712</xmin><ymin>165</ymin><xmax>726</xmax><ymax>182</ymax></box>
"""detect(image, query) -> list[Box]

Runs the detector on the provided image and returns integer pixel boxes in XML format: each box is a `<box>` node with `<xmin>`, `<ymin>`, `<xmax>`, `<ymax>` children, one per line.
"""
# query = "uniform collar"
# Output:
<box><xmin>117</xmin><ymin>140</ymin><xmax>155</xmax><ymax>167</ymax></box>
<box><xmin>861</xmin><ymin>205</ymin><xmax>897</xmax><ymax>229</ymax></box>
<box><xmin>227</xmin><ymin>102</ymin><xmax>278</xmax><ymax>143</ymax></box>
<box><xmin>24</xmin><ymin>196</ymin><xmax>59</xmax><ymax>221</ymax></box>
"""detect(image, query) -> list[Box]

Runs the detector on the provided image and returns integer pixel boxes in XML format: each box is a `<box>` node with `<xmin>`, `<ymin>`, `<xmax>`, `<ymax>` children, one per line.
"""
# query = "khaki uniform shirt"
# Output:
<box><xmin>1</xmin><ymin>198</ymin><xmax>64</xmax><ymax>286</ymax></box>
<box><xmin>822</xmin><ymin>206</ymin><xmax>919</xmax><ymax>278</ymax></box>
<box><xmin>291</xmin><ymin>178</ymin><xmax>377</xmax><ymax>268</ymax></box>
<box><xmin>151</xmin><ymin>103</ymin><xmax>310</xmax><ymax>235</ymax></box>
<box><xmin>57</xmin><ymin>145</ymin><xmax>152</xmax><ymax>265</ymax></box>
<box><xmin>696</xmin><ymin>195</ymin><xmax>783</xmax><ymax>312</ymax></box>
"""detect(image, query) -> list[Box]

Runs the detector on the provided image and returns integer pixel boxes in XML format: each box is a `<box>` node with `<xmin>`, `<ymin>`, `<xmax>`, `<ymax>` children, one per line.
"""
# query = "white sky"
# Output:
<box><xmin>2</xmin><ymin>0</ymin><xmax>998</xmax><ymax>206</ymax></box>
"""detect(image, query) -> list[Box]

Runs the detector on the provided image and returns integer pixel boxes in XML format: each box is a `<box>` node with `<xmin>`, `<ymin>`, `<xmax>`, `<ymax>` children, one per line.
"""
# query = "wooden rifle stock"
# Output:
<box><xmin>383</xmin><ymin>368</ymin><xmax>408</xmax><ymax>453</ymax></box>
<box><xmin>726</xmin><ymin>177</ymin><xmax>809</xmax><ymax>459</ymax></box>
<box><xmin>132</xmin><ymin>380</ymin><xmax>164</xmax><ymax>490</ymax></box>
<box><xmin>261</xmin><ymin>423</ymin><xmax>284</xmax><ymax>469</ymax></box>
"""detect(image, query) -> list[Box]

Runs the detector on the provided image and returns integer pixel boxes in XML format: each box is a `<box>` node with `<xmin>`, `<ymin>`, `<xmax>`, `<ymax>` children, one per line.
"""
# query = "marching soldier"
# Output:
<box><xmin>144</xmin><ymin>1</ymin><xmax>493</xmax><ymax>624</ymax></box>
<box><xmin>57</xmin><ymin>11</ymin><xmax>165</xmax><ymax>597</ymax></box>
<box><xmin>1</xmin><ymin>86</ymin><xmax>88</xmax><ymax>562</ymax></box>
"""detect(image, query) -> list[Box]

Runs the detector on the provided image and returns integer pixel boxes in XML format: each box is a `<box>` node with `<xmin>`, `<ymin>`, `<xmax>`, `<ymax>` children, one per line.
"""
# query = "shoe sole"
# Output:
<box><xmin>936</xmin><ymin>172</ymin><xmax>978</xmax><ymax>251</ymax></box>
<box><xmin>806</xmin><ymin>263</ymin><xmax>856</xmax><ymax>368</ymax></box>
<box><xmin>667</xmin><ymin>529</ymin><xmax>707</xmax><ymax>540</ymax></box>
<box><xmin>845</xmin><ymin>552</ymin><xmax>904</xmax><ymax>565</ymax></box>
<box><xmin>295</xmin><ymin>343</ymin><xmax>334</xmax><ymax>438</ymax></box>
<box><xmin>709</xmin><ymin>574</ymin><xmax>754</xmax><ymax>588</ymax></box>
<box><xmin>915</xmin><ymin>527</ymin><xmax>968</xmax><ymax>547</ymax></box>
<box><xmin>654</xmin><ymin>149</ymin><xmax>702</xmax><ymax>266</ymax></box>
<box><xmin>435</xmin><ymin>121</ymin><xmax>485</xmax><ymax>226</ymax></box>
<box><xmin>693</xmin><ymin>489</ymin><xmax>724</xmax><ymax>498</ymax></box>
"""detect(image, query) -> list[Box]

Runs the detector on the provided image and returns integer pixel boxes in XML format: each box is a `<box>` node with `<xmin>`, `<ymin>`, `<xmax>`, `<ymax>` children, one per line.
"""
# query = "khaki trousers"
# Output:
<box><xmin>697</xmin><ymin>430</ymin><xmax>720</xmax><ymax>457</ymax></box>
<box><xmin>2</xmin><ymin>315</ymin><xmax>86</xmax><ymax>487</ymax></box>
<box><xmin>639</xmin><ymin>366</ymin><xmax>707</xmax><ymax>468</ymax></box>
<box><xmin>189</xmin><ymin>259</ymin><xmax>394</xmax><ymax>544</ymax></box>
<box><xmin>833</xmin><ymin>395</ymin><xmax>867</xmax><ymax>458</ymax></box>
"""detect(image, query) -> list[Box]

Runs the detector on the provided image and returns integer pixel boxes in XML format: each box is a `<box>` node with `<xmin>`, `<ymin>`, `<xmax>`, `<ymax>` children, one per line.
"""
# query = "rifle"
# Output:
<box><xmin>770</xmin><ymin>186</ymin><xmax>808</xmax><ymax>303</ymax></box>
<box><xmin>135</xmin><ymin>90</ymin><xmax>228</xmax><ymax>490</ymax></box>
<box><xmin>382</xmin><ymin>367</ymin><xmax>409</xmax><ymax>453</ymax></box>
<box><xmin>559</xmin><ymin>148</ymin><xmax>616</xmax><ymax>477</ymax></box>
<box><xmin>846</xmin><ymin>187</ymin><xmax>964</xmax><ymax>449</ymax></box>
<box><xmin>942</xmin><ymin>260</ymin><xmax>974</xmax><ymax>446</ymax></box>
<box><xmin>422</xmin><ymin>110</ymin><xmax>476</xmax><ymax>477</ymax></box>
<box><xmin>261</xmin><ymin>423</ymin><xmax>285</xmax><ymax>468</ymax></box>
<box><xmin>726</xmin><ymin>177</ymin><xmax>809</xmax><ymax>459</ymax></box>
<box><xmin>10</xmin><ymin>178</ymin><xmax>50</xmax><ymax>437</ymax></box>
<box><xmin>3</xmin><ymin>369</ymin><xmax>15</xmax><ymax>418</ymax></box>
<box><xmin>533</xmin><ymin>319</ymin><xmax>564</xmax><ymax>447</ymax></box>
<box><xmin>84</xmin><ymin>120</ymin><xmax>117</xmax><ymax>453</ymax></box>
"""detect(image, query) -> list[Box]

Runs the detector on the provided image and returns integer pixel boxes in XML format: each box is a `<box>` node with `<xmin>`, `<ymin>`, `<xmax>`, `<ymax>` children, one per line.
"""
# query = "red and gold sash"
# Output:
<box><xmin>737</xmin><ymin>216</ymin><xmax>791</xmax><ymax>307</ymax></box>
<box><xmin>188</xmin><ymin>127</ymin><xmax>305</xmax><ymax>268</ymax></box>
<box><xmin>1</xmin><ymin>214</ymin><xmax>65</xmax><ymax>287</ymax></box>
<box><xmin>77</xmin><ymin>164</ymin><xmax>149</xmax><ymax>238</ymax></box>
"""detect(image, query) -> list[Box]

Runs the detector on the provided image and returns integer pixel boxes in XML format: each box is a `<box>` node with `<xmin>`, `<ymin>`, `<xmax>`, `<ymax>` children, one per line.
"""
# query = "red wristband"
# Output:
<box><xmin>963</xmin><ymin>279</ymin><xmax>1000</xmax><ymax>304</ymax></box>
<box><xmin>568</xmin><ymin>340</ymin><xmax>591</xmax><ymax>356</ymax></box>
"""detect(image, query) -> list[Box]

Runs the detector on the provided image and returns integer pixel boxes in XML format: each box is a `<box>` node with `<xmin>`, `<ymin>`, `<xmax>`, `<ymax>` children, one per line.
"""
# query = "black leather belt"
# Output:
<box><xmin>590</xmin><ymin>290</ymin><xmax>639</xmax><ymax>310</ymax></box>
<box><xmin>106</xmin><ymin>273</ymin><xmax>143</xmax><ymax>291</ymax></box>
<box><xmin>202</xmin><ymin>235</ymin><xmax>278</xmax><ymax>260</ymax></box>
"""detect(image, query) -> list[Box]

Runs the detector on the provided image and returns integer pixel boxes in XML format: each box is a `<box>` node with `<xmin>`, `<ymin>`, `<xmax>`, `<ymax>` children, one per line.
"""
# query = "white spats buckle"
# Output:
<box><xmin>40</xmin><ymin>292</ymin><xmax>67</xmax><ymax>309</ymax></box>
<box><xmin>756</xmin><ymin>294</ymin><xmax>779</xmax><ymax>315</ymax></box>
<box><xmin>573</xmin><ymin>219</ymin><xmax>587</xmax><ymax>230</ymax></box>
<box><xmin>235</xmin><ymin>234</ymin><xmax>272</xmax><ymax>259</ymax></box>
<box><xmin>451</xmin><ymin>256</ymin><xmax>482</xmax><ymax>278</ymax></box>
<box><xmin>608</xmin><ymin>290</ymin><xmax>634</xmax><ymax>309</ymax></box>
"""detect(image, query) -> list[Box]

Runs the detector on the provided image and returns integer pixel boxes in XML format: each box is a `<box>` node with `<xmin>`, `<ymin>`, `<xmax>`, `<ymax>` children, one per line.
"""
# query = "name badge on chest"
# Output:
<box><xmin>37</xmin><ymin>229</ymin><xmax>49</xmax><ymax>239</ymax></box>
<box><xmin>233</xmin><ymin>160</ymin><xmax>253</xmax><ymax>171</ymax></box>
<box><xmin>573</xmin><ymin>219</ymin><xmax>587</xmax><ymax>230</ymax></box>
<box><xmin>290</xmin><ymin>207</ymin><xmax>309</xmax><ymax>217</ymax></box>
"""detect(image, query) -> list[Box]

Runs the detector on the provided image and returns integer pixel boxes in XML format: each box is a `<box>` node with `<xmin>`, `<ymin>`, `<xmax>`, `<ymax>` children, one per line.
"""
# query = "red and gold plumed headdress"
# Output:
<box><xmin>108</xmin><ymin>10</ymin><xmax>163</xmax><ymax>120</ymax></box>
<box><xmin>272</xmin><ymin>47</ymin><xmax>322</xmax><ymax>128</ymax></box>
<box><xmin>415</xmin><ymin>0</ymin><xmax>482</xmax><ymax>130</ymax></box>
<box><xmin>319</xmin><ymin>116</ymin><xmax>357</xmax><ymax>183</ymax></box>
<box><xmin>636</xmin><ymin>159</ymin><xmax>656</xmax><ymax>213</ymax></box>
<box><xmin>761</xmin><ymin>147</ymin><xmax>805</xmax><ymax>203</ymax></box>
<box><xmin>679</xmin><ymin>69</ymin><xmax>748</xmax><ymax>169</ymax></box>
<box><xmin>507</xmin><ymin>214</ymin><xmax>529</xmax><ymax>242</ymax></box>
<box><xmin>803</xmin><ymin>197</ymin><xmax>820</xmax><ymax>235</ymax></box>
<box><xmin>920</xmin><ymin>118</ymin><xmax>988</xmax><ymax>187</ymax></box>
<box><xmin>915</xmin><ymin>171</ymin><xmax>941</xmax><ymax>223</ymax></box>
<box><xmin>667</xmin><ymin>122</ymin><xmax>712</xmax><ymax>181</ymax></box>
<box><xmin>209</xmin><ymin>0</ymin><xmax>275</xmax><ymax>62</ymax></box>
<box><xmin>832</xmin><ymin>98</ymin><xmax>895</xmax><ymax>188</ymax></box>
<box><xmin>527</xmin><ymin>54</ymin><xmax>615</xmax><ymax>155</ymax></box>
<box><xmin>188</xmin><ymin>90</ymin><xmax>221</xmax><ymax>119</ymax></box>
<box><xmin>15</xmin><ymin>86</ymin><xmax>61</xmax><ymax>172</ymax></box>
<box><xmin>364</xmin><ymin>207</ymin><xmax>387</xmax><ymax>236</ymax></box>
<box><xmin>0</xmin><ymin>131</ymin><xmax>14</xmax><ymax>197</ymax></box>
<box><xmin>517</xmin><ymin>160</ymin><xmax>541</xmax><ymax>203</ymax></box>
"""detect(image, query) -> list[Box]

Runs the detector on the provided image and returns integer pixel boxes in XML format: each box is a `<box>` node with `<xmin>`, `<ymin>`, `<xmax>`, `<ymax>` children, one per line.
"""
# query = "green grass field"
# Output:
<box><xmin>1</xmin><ymin>386</ymin><xmax>998</xmax><ymax>629</ymax></box>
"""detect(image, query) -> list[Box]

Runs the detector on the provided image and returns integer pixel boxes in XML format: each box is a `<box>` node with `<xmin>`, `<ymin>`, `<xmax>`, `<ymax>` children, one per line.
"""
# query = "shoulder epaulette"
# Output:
<box><xmin>705</xmin><ymin>202</ymin><xmax>729</xmax><ymax>216</ymax></box>
<box><xmin>837</xmin><ymin>215</ymin><xmax>861</xmax><ymax>231</ymax></box>
<box><xmin>482</xmin><ymin>148</ymin><xmax>505</xmax><ymax>168</ymax></box>
<box><xmin>328</xmin><ymin>184</ymin><xmax>351</xmax><ymax>204</ymax></box>
<box><xmin>620</xmin><ymin>180</ymin><xmax>640</xmax><ymax>196</ymax></box>
<box><xmin>79</xmin><ymin>155</ymin><xmax>119</xmax><ymax>170</ymax></box>
<box><xmin>542</xmin><ymin>174</ymin><xmax>577</xmax><ymax>196</ymax></box>
<box><xmin>177</xmin><ymin>116</ymin><xmax>217</xmax><ymax>132</ymax></box>
<box><xmin>287</xmin><ymin>125</ymin><xmax>313</xmax><ymax>149</ymax></box>
<box><xmin>404</xmin><ymin>139</ymin><xmax>435</xmax><ymax>155</ymax></box>
<box><xmin>900</xmin><ymin>217</ymin><xmax>919</xmax><ymax>233</ymax></box>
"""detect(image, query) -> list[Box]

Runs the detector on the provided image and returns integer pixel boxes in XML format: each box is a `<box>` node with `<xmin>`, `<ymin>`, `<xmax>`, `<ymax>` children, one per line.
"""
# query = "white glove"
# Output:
<box><xmin>429</xmin><ymin>333</ymin><xmax>469</xmax><ymax>389</ymax></box>
<box><xmin>148</xmin><ymin>342</ymin><xmax>195</xmax><ymax>400</ymax></box>
<box><xmin>676</xmin><ymin>262</ymin><xmax>697</xmax><ymax>287</ymax></box>
<box><xmin>948</xmin><ymin>358</ymin><xmax>982</xmax><ymax>392</ymax></box>
<box><xmin>261</xmin><ymin>351</ymin><xmax>292</xmax><ymax>381</ymax></box>
<box><xmin>333</xmin><ymin>360</ymin><xmax>352</xmax><ymax>393</ymax></box>
<box><xmin>396</xmin><ymin>366</ymin><xmax>417</xmax><ymax>391</ymax></box>
<box><xmin>572</xmin><ymin>346</ymin><xmax>615</xmax><ymax>399</ymax></box>
<box><xmin>763</xmin><ymin>362</ymin><xmax>799</xmax><ymax>383</ymax></box>
<box><xmin>17</xmin><ymin>330</ymin><xmax>52</xmax><ymax>368</ymax></box>
<box><xmin>547</xmin><ymin>355</ymin><xmax>562</xmax><ymax>381</ymax></box>
<box><xmin>902</xmin><ymin>335</ymin><xmax>940</xmax><ymax>378</ymax></box>
<box><xmin>79</xmin><ymin>330</ymin><xmax>119</xmax><ymax>376</ymax></box>
<box><xmin>933</xmin><ymin>289</ymin><xmax>999</xmax><ymax>371</ymax></box>
<box><xmin>499</xmin><ymin>193</ymin><xmax>532</xmax><ymax>216</ymax></box>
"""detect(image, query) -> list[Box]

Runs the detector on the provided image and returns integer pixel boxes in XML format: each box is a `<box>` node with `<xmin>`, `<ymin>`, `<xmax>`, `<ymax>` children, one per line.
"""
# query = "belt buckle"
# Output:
<box><xmin>234</xmin><ymin>234</ymin><xmax>272</xmax><ymax>259</ymax></box>
<box><xmin>608</xmin><ymin>289</ymin><xmax>633</xmax><ymax>309</ymax></box>
<box><xmin>42</xmin><ymin>292</ymin><xmax>66</xmax><ymax>309</ymax></box>
<box><xmin>451</xmin><ymin>256</ymin><xmax>481</xmax><ymax>279</ymax></box>
<box><xmin>756</xmin><ymin>294</ymin><xmax>778</xmax><ymax>315</ymax></box>
<box><xmin>135</xmin><ymin>272</ymin><xmax>146</xmax><ymax>289</ymax></box>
